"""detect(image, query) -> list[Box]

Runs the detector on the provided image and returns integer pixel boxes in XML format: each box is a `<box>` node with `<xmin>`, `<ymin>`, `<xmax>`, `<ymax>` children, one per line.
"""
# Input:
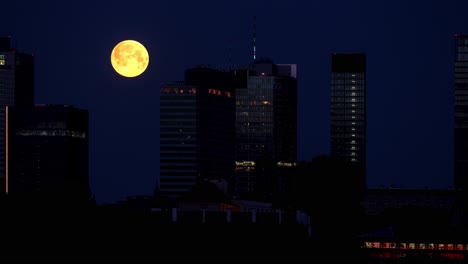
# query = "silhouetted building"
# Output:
<box><xmin>6</xmin><ymin>105</ymin><xmax>90</xmax><ymax>204</ymax></box>
<box><xmin>362</xmin><ymin>188</ymin><xmax>458</xmax><ymax>215</ymax></box>
<box><xmin>235</xmin><ymin>58</ymin><xmax>297</xmax><ymax>197</ymax></box>
<box><xmin>330</xmin><ymin>53</ymin><xmax>366</xmax><ymax>186</ymax></box>
<box><xmin>455</xmin><ymin>34</ymin><xmax>468</xmax><ymax>192</ymax></box>
<box><xmin>158</xmin><ymin>67</ymin><xmax>235</xmax><ymax>201</ymax></box>
<box><xmin>0</xmin><ymin>36</ymin><xmax>34</xmax><ymax>193</ymax></box>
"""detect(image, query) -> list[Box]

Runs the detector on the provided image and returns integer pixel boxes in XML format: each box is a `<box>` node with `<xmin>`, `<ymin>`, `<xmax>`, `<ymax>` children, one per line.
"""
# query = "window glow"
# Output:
<box><xmin>16</xmin><ymin>129</ymin><xmax>86</xmax><ymax>139</ymax></box>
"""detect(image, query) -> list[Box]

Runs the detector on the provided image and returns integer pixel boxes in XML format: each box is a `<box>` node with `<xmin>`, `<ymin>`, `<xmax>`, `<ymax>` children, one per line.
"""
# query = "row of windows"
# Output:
<box><xmin>15</xmin><ymin>129</ymin><xmax>86</xmax><ymax>139</ymax></box>
<box><xmin>160</xmin><ymin>121</ymin><xmax>196</xmax><ymax>126</ymax></box>
<box><xmin>363</xmin><ymin>241</ymin><xmax>468</xmax><ymax>251</ymax></box>
<box><xmin>331</xmin><ymin>109</ymin><xmax>365</xmax><ymax>114</ymax></box>
<box><xmin>330</xmin><ymin>91</ymin><xmax>365</xmax><ymax>97</ymax></box>
<box><xmin>331</xmin><ymin>98</ymin><xmax>365</xmax><ymax>103</ymax></box>
<box><xmin>331</xmin><ymin>116</ymin><xmax>365</xmax><ymax>121</ymax></box>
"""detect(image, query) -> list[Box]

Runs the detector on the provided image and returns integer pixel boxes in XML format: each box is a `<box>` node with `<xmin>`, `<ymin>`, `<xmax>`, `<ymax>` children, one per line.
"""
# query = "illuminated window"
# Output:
<box><xmin>351</xmin><ymin>98</ymin><xmax>356</xmax><ymax>102</ymax></box>
<box><xmin>0</xmin><ymin>60</ymin><xmax>4</xmax><ymax>65</ymax></box>
<box><xmin>351</xmin><ymin>146</ymin><xmax>356</xmax><ymax>150</ymax></box>
<box><xmin>352</xmin><ymin>116</ymin><xmax>356</xmax><ymax>119</ymax></box>
<box><xmin>351</xmin><ymin>92</ymin><xmax>356</xmax><ymax>96</ymax></box>
<box><xmin>351</xmin><ymin>152</ymin><xmax>356</xmax><ymax>156</ymax></box>
<box><xmin>428</xmin><ymin>243</ymin><xmax>434</xmax><ymax>250</ymax></box>
<box><xmin>419</xmin><ymin>243</ymin><xmax>426</xmax><ymax>249</ymax></box>
<box><xmin>408</xmin><ymin>243</ymin><xmax>415</xmax><ymax>249</ymax></box>
<box><xmin>352</xmin><ymin>110</ymin><xmax>355</xmax><ymax>113</ymax></box>
<box><xmin>438</xmin><ymin>244</ymin><xmax>445</xmax><ymax>250</ymax></box>
<box><xmin>456</xmin><ymin>244</ymin><xmax>463</xmax><ymax>250</ymax></box>
<box><xmin>352</xmin><ymin>134</ymin><xmax>356</xmax><ymax>137</ymax></box>
<box><xmin>351</xmin><ymin>86</ymin><xmax>356</xmax><ymax>90</ymax></box>
<box><xmin>352</xmin><ymin>104</ymin><xmax>356</xmax><ymax>107</ymax></box>
<box><xmin>447</xmin><ymin>244</ymin><xmax>454</xmax><ymax>250</ymax></box>
<box><xmin>352</xmin><ymin>80</ymin><xmax>355</xmax><ymax>83</ymax></box>
<box><xmin>351</xmin><ymin>158</ymin><xmax>356</xmax><ymax>162</ymax></box>
<box><xmin>351</xmin><ymin>128</ymin><xmax>356</xmax><ymax>131</ymax></box>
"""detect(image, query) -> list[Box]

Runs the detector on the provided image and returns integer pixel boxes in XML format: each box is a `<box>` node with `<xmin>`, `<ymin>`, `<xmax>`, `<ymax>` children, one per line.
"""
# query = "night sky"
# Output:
<box><xmin>3</xmin><ymin>0</ymin><xmax>468</xmax><ymax>204</ymax></box>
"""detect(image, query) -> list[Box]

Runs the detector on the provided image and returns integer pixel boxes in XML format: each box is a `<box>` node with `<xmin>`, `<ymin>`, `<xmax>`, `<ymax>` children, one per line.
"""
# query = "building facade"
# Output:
<box><xmin>158</xmin><ymin>67</ymin><xmax>235</xmax><ymax>201</ymax></box>
<box><xmin>455</xmin><ymin>34</ymin><xmax>468</xmax><ymax>192</ymax></box>
<box><xmin>235</xmin><ymin>59</ymin><xmax>297</xmax><ymax>197</ymax></box>
<box><xmin>6</xmin><ymin>105</ymin><xmax>90</xmax><ymax>203</ymax></box>
<box><xmin>330</xmin><ymin>53</ymin><xmax>366</xmax><ymax>186</ymax></box>
<box><xmin>0</xmin><ymin>36</ymin><xmax>34</xmax><ymax>193</ymax></box>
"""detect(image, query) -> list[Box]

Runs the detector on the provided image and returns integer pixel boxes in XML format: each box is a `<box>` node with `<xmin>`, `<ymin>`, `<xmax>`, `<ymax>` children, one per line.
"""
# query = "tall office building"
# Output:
<box><xmin>158</xmin><ymin>67</ymin><xmax>235</xmax><ymax>201</ymax></box>
<box><xmin>235</xmin><ymin>58</ymin><xmax>297</xmax><ymax>197</ymax></box>
<box><xmin>455</xmin><ymin>34</ymin><xmax>468</xmax><ymax>192</ymax></box>
<box><xmin>330</xmin><ymin>53</ymin><xmax>366</xmax><ymax>186</ymax></box>
<box><xmin>0</xmin><ymin>36</ymin><xmax>34</xmax><ymax>193</ymax></box>
<box><xmin>6</xmin><ymin>105</ymin><xmax>90</xmax><ymax>204</ymax></box>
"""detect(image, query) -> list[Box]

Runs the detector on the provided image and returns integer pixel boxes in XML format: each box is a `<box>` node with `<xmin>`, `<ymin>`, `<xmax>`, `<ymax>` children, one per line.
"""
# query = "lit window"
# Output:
<box><xmin>351</xmin><ymin>98</ymin><xmax>356</xmax><ymax>102</ymax></box>
<box><xmin>351</xmin><ymin>146</ymin><xmax>356</xmax><ymax>150</ymax></box>
<box><xmin>351</xmin><ymin>152</ymin><xmax>356</xmax><ymax>156</ymax></box>
<box><xmin>351</xmin><ymin>128</ymin><xmax>356</xmax><ymax>131</ymax></box>
<box><xmin>351</xmin><ymin>86</ymin><xmax>356</xmax><ymax>90</ymax></box>
<box><xmin>352</xmin><ymin>110</ymin><xmax>355</xmax><ymax>113</ymax></box>
<box><xmin>352</xmin><ymin>104</ymin><xmax>356</xmax><ymax>107</ymax></box>
<box><xmin>351</xmin><ymin>92</ymin><xmax>356</xmax><ymax>96</ymax></box>
<box><xmin>0</xmin><ymin>60</ymin><xmax>4</xmax><ymax>65</ymax></box>
<box><xmin>352</xmin><ymin>80</ymin><xmax>355</xmax><ymax>83</ymax></box>
<box><xmin>352</xmin><ymin>116</ymin><xmax>356</xmax><ymax>119</ymax></box>
<box><xmin>352</xmin><ymin>134</ymin><xmax>356</xmax><ymax>137</ymax></box>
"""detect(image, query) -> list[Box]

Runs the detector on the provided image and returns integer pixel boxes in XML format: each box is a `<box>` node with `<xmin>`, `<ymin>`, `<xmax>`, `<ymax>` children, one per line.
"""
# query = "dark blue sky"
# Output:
<box><xmin>3</xmin><ymin>0</ymin><xmax>468</xmax><ymax>204</ymax></box>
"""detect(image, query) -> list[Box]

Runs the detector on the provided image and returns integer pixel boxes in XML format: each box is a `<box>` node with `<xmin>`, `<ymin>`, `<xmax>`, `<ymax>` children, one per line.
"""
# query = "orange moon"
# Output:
<box><xmin>110</xmin><ymin>40</ymin><xmax>149</xmax><ymax>78</ymax></box>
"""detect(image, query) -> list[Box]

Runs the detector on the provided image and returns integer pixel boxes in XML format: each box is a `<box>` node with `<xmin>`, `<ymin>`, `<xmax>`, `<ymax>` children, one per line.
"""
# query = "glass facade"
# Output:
<box><xmin>454</xmin><ymin>35</ymin><xmax>468</xmax><ymax>191</ymax></box>
<box><xmin>158</xmin><ymin>67</ymin><xmax>236</xmax><ymax>200</ymax></box>
<box><xmin>235</xmin><ymin>61</ymin><xmax>297</xmax><ymax>197</ymax></box>
<box><xmin>159</xmin><ymin>85</ymin><xmax>198</xmax><ymax>198</ymax></box>
<box><xmin>330</xmin><ymin>54</ymin><xmax>366</xmax><ymax>182</ymax></box>
<box><xmin>7</xmin><ymin>105</ymin><xmax>89</xmax><ymax>201</ymax></box>
<box><xmin>0</xmin><ymin>37</ymin><xmax>34</xmax><ymax>193</ymax></box>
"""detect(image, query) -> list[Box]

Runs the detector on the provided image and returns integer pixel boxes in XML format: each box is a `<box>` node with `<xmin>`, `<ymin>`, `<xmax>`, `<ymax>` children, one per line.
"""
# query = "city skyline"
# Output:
<box><xmin>3</xmin><ymin>0</ymin><xmax>468</xmax><ymax>203</ymax></box>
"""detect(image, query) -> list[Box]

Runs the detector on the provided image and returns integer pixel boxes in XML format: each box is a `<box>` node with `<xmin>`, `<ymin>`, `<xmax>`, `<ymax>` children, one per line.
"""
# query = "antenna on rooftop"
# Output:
<box><xmin>228</xmin><ymin>37</ymin><xmax>232</xmax><ymax>71</ymax></box>
<box><xmin>253</xmin><ymin>15</ymin><xmax>257</xmax><ymax>62</ymax></box>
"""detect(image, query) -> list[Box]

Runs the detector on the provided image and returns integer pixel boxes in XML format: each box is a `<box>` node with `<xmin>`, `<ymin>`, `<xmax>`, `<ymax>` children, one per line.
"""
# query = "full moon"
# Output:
<box><xmin>110</xmin><ymin>40</ymin><xmax>149</xmax><ymax>78</ymax></box>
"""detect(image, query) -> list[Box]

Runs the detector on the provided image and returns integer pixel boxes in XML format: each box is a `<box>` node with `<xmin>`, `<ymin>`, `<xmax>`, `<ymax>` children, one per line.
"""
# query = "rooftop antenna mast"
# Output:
<box><xmin>229</xmin><ymin>37</ymin><xmax>232</xmax><ymax>71</ymax></box>
<box><xmin>253</xmin><ymin>15</ymin><xmax>257</xmax><ymax>63</ymax></box>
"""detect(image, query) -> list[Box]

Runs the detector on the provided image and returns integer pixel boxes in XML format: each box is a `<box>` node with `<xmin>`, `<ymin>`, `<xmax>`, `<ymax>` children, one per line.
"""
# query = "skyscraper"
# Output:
<box><xmin>330</xmin><ymin>53</ymin><xmax>366</xmax><ymax>186</ymax></box>
<box><xmin>454</xmin><ymin>34</ymin><xmax>468</xmax><ymax>192</ymax></box>
<box><xmin>0</xmin><ymin>36</ymin><xmax>34</xmax><ymax>193</ymax></box>
<box><xmin>6</xmin><ymin>105</ymin><xmax>91</xmax><ymax>204</ymax></box>
<box><xmin>158</xmin><ymin>67</ymin><xmax>236</xmax><ymax>201</ymax></box>
<box><xmin>235</xmin><ymin>58</ymin><xmax>297</xmax><ymax>197</ymax></box>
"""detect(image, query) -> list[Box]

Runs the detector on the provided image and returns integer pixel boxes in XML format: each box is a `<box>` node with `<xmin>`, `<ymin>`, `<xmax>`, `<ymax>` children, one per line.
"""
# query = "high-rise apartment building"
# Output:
<box><xmin>0</xmin><ymin>36</ymin><xmax>34</xmax><ymax>193</ymax></box>
<box><xmin>330</xmin><ymin>53</ymin><xmax>366</xmax><ymax>186</ymax></box>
